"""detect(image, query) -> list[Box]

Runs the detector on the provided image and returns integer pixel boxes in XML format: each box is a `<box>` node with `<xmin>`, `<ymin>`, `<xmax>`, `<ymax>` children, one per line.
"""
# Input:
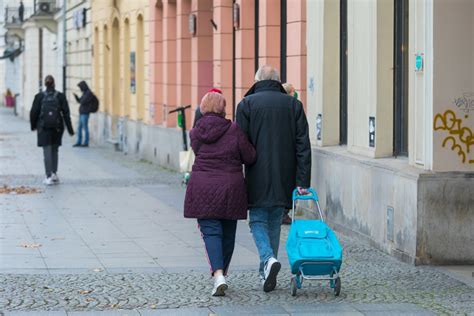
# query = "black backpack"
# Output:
<box><xmin>89</xmin><ymin>94</ymin><xmax>99</xmax><ymax>113</ymax></box>
<box><xmin>40</xmin><ymin>91</ymin><xmax>62</xmax><ymax>128</ymax></box>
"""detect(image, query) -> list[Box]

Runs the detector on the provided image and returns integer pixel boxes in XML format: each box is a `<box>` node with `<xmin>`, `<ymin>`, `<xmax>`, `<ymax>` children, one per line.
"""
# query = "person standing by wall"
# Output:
<box><xmin>236</xmin><ymin>65</ymin><xmax>311</xmax><ymax>293</ymax></box>
<box><xmin>30</xmin><ymin>75</ymin><xmax>74</xmax><ymax>185</ymax></box>
<box><xmin>73</xmin><ymin>81</ymin><xmax>97</xmax><ymax>147</ymax></box>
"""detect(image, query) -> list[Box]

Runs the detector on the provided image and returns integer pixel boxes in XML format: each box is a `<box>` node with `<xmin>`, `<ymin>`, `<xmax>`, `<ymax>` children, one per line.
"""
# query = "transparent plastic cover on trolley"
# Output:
<box><xmin>291</xmin><ymin>188</ymin><xmax>325</xmax><ymax>221</ymax></box>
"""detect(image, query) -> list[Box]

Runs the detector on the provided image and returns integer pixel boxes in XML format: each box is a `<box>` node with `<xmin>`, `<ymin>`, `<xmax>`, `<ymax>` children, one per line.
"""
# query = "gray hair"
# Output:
<box><xmin>254</xmin><ymin>65</ymin><xmax>280</xmax><ymax>82</ymax></box>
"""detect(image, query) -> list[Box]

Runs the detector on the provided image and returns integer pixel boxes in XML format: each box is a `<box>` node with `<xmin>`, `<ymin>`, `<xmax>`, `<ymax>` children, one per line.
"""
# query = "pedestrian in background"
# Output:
<box><xmin>282</xmin><ymin>82</ymin><xmax>298</xmax><ymax>99</ymax></box>
<box><xmin>184</xmin><ymin>91</ymin><xmax>256</xmax><ymax>297</ymax></box>
<box><xmin>281</xmin><ymin>82</ymin><xmax>300</xmax><ymax>225</ymax></box>
<box><xmin>30</xmin><ymin>75</ymin><xmax>74</xmax><ymax>185</ymax></box>
<box><xmin>3</xmin><ymin>89</ymin><xmax>14</xmax><ymax>108</ymax></box>
<box><xmin>236</xmin><ymin>65</ymin><xmax>311</xmax><ymax>292</ymax></box>
<box><xmin>73</xmin><ymin>81</ymin><xmax>98</xmax><ymax>147</ymax></box>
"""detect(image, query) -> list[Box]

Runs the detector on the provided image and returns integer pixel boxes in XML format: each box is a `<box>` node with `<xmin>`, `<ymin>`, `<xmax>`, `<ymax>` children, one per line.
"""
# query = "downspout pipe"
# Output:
<box><xmin>62</xmin><ymin>0</ymin><xmax>67</xmax><ymax>93</ymax></box>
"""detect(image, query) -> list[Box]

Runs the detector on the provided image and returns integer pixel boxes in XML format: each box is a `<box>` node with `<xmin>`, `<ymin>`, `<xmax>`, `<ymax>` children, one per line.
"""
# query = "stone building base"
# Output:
<box><xmin>93</xmin><ymin>112</ymin><xmax>184</xmax><ymax>171</ymax></box>
<box><xmin>312</xmin><ymin>147</ymin><xmax>474</xmax><ymax>265</ymax></box>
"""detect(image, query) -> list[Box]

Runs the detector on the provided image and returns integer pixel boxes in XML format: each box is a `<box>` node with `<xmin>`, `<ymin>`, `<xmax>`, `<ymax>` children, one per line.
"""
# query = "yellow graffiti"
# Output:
<box><xmin>434</xmin><ymin>110</ymin><xmax>473</xmax><ymax>164</ymax></box>
<box><xmin>442</xmin><ymin>137</ymin><xmax>466</xmax><ymax>163</ymax></box>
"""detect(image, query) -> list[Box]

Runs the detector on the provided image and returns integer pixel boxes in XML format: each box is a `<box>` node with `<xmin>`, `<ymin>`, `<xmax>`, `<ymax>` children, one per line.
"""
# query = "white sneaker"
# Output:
<box><xmin>263</xmin><ymin>257</ymin><xmax>281</xmax><ymax>292</ymax></box>
<box><xmin>212</xmin><ymin>275</ymin><xmax>228</xmax><ymax>296</ymax></box>
<box><xmin>51</xmin><ymin>173</ymin><xmax>60</xmax><ymax>184</ymax></box>
<box><xmin>43</xmin><ymin>177</ymin><xmax>54</xmax><ymax>186</ymax></box>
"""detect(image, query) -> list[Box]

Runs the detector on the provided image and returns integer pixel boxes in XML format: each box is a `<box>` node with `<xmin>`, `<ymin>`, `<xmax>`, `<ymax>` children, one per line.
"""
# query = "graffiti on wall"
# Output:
<box><xmin>434</xmin><ymin>102</ymin><xmax>473</xmax><ymax>164</ymax></box>
<box><xmin>453</xmin><ymin>93</ymin><xmax>474</xmax><ymax>114</ymax></box>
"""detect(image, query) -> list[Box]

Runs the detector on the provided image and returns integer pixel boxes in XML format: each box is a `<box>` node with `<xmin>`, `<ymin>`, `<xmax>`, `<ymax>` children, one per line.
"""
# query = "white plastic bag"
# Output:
<box><xmin>179</xmin><ymin>150</ymin><xmax>195</xmax><ymax>173</ymax></box>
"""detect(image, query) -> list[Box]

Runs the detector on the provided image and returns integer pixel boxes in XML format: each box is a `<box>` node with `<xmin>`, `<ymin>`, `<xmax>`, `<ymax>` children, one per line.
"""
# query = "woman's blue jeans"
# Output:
<box><xmin>77</xmin><ymin>113</ymin><xmax>89</xmax><ymax>145</ymax></box>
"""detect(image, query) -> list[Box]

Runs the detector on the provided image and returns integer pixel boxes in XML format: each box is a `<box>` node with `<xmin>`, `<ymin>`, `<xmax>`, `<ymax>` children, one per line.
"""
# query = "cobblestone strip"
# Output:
<box><xmin>0</xmin><ymin>235</ymin><xmax>473</xmax><ymax>314</ymax></box>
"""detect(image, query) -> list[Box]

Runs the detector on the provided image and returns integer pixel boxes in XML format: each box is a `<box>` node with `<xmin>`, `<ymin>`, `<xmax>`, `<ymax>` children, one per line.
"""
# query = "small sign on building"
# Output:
<box><xmin>415</xmin><ymin>53</ymin><xmax>424</xmax><ymax>72</ymax></box>
<box><xmin>233</xmin><ymin>3</ymin><xmax>240</xmax><ymax>29</ymax></box>
<box><xmin>130</xmin><ymin>52</ymin><xmax>136</xmax><ymax>94</ymax></box>
<box><xmin>369</xmin><ymin>116</ymin><xmax>375</xmax><ymax>147</ymax></box>
<box><xmin>188</xmin><ymin>14</ymin><xmax>196</xmax><ymax>36</ymax></box>
<box><xmin>316</xmin><ymin>114</ymin><xmax>322</xmax><ymax>140</ymax></box>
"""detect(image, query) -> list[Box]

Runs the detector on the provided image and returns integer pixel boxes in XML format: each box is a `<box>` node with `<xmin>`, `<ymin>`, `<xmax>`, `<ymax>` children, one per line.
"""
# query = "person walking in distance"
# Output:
<box><xmin>236</xmin><ymin>65</ymin><xmax>311</xmax><ymax>292</ymax></box>
<box><xmin>30</xmin><ymin>75</ymin><xmax>74</xmax><ymax>185</ymax></box>
<box><xmin>184</xmin><ymin>91</ymin><xmax>256</xmax><ymax>296</ymax></box>
<box><xmin>73</xmin><ymin>81</ymin><xmax>98</xmax><ymax>147</ymax></box>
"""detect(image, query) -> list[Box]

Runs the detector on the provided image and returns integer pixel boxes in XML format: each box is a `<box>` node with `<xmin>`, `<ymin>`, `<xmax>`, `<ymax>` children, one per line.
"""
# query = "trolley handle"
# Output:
<box><xmin>292</xmin><ymin>188</ymin><xmax>319</xmax><ymax>201</ymax></box>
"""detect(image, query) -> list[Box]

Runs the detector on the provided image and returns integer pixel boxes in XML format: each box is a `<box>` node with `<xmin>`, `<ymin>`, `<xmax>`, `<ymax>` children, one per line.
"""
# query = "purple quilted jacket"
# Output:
<box><xmin>184</xmin><ymin>113</ymin><xmax>256</xmax><ymax>220</ymax></box>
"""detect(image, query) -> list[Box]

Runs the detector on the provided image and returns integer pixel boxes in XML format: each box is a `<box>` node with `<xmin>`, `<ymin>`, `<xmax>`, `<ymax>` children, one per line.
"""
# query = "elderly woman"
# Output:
<box><xmin>184</xmin><ymin>91</ymin><xmax>256</xmax><ymax>296</ymax></box>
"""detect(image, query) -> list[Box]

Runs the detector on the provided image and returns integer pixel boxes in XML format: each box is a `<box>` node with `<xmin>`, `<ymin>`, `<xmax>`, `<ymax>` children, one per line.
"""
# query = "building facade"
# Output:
<box><xmin>148</xmin><ymin>0</ymin><xmax>306</xmax><ymax>168</ymax></box>
<box><xmin>65</xmin><ymin>0</ymin><xmax>93</xmax><ymax>133</ymax></box>
<box><xmin>307</xmin><ymin>0</ymin><xmax>473</xmax><ymax>264</ymax></box>
<box><xmin>2</xmin><ymin>0</ymin><xmax>66</xmax><ymax>119</ymax></box>
<box><xmin>91</xmin><ymin>0</ymin><xmax>150</xmax><ymax>151</ymax></box>
<box><xmin>1</xmin><ymin>0</ymin><xmax>30</xmax><ymax>111</ymax></box>
<box><xmin>91</xmin><ymin>0</ymin><xmax>306</xmax><ymax>169</ymax></box>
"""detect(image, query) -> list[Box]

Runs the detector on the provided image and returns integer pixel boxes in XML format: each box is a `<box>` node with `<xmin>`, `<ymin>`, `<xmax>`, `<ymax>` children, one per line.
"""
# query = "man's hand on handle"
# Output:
<box><xmin>297</xmin><ymin>187</ymin><xmax>309</xmax><ymax>195</ymax></box>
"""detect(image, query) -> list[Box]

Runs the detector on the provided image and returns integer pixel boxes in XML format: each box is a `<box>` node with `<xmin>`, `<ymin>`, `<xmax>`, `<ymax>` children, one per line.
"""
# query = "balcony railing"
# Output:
<box><xmin>4</xmin><ymin>1</ymin><xmax>62</xmax><ymax>28</ymax></box>
<box><xmin>4</xmin><ymin>6</ymin><xmax>33</xmax><ymax>27</ymax></box>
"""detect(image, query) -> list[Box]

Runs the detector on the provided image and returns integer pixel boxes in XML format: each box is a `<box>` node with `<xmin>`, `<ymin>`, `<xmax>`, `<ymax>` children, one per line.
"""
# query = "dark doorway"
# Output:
<box><xmin>393</xmin><ymin>0</ymin><xmax>409</xmax><ymax>156</ymax></box>
<box><xmin>280</xmin><ymin>0</ymin><xmax>287</xmax><ymax>83</ymax></box>
<box><xmin>255</xmin><ymin>0</ymin><xmax>259</xmax><ymax>73</ymax></box>
<box><xmin>339</xmin><ymin>0</ymin><xmax>348</xmax><ymax>145</ymax></box>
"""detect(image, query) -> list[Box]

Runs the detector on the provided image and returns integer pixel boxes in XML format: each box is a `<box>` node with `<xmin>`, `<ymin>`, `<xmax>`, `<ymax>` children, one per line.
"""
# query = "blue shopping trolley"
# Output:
<box><xmin>286</xmin><ymin>188</ymin><xmax>343</xmax><ymax>296</ymax></box>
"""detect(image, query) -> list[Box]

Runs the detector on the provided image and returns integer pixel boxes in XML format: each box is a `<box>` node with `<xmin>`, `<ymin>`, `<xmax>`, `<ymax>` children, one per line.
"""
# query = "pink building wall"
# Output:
<box><xmin>162</xmin><ymin>0</ymin><xmax>177</xmax><ymax>127</ymax></box>
<box><xmin>149</xmin><ymin>0</ymin><xmax>307</xmax><ymax>128</ymax></box>
<box><xmin>176</xmin><ymin>0</ymin><xmax>192</xmax><ymax>118</ymax></box>
<box><xmin>150</xmin><ymin>1</ymin><xmax>163</xmax><ymax>124</ymax></box>
<box><xmin>286</xmin><ymin>0</ymin><xmax>307</xmax><ymax>107</ymax></box>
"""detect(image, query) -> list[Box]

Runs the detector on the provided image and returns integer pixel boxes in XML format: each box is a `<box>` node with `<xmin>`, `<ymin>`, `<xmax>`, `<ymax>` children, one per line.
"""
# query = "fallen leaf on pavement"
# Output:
<box><xmin>0</xmin><ymin>185</ymin><xmax>42</xmax><ymax>195</ymax></box>
<box><xmin>79</xmin><ymin>290</ymin><xmax>92</xmax><ymax>294</ymax></box>
<box><xmin>19</xmin><ymin>243</ymin><xmax>42</xmax><ymax>249</ymax></box>
<box><xmin>85</xmin><ymin>298</ymin><xmax>95</xmax><ymax>302</ymax></box>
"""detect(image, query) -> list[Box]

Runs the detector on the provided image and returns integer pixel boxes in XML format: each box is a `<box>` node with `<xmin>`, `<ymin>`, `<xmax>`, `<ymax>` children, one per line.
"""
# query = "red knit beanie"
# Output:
<box><xmin>208</xmin><ymin>88</ymin><xmax>222</xmax><ymax>94</ymax></box>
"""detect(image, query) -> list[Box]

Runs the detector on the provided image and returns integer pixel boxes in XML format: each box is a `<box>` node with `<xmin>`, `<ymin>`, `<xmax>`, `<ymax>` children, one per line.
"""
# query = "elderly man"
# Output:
<box><xmin>236</xmin><ymin>65</ymin><xmax>311</xmax><ymax>292</ymax></box>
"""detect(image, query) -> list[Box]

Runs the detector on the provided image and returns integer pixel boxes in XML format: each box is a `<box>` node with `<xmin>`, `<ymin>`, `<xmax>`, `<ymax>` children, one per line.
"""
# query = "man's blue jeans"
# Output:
<box><xmin>77</xmin><ymin>113</ymin><xmax>89</xmax><ymax>145</ymax></box>
<box><xmin>249</xmin><ymin>207</ymin><xmax>284</xmax><ymax>278</ymax></box>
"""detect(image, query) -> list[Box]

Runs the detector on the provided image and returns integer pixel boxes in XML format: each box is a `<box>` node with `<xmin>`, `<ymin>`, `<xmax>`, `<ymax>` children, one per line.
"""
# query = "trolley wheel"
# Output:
<box><xmin>290</xmin><ymin>277</ymin><xmax>297</xmax><ymax>296</ymax></box>
<box><xmin>334</xmin><ymin>277</ymin><xmax>341</xmax><ymax>296</ymax></box>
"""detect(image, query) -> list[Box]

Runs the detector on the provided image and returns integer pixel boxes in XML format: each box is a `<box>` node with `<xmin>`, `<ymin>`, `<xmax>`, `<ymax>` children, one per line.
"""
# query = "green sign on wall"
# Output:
<box><xmin>415</xmin><ymin>54</ymin><xmax>424</xmax><ymax>72</ymax></box>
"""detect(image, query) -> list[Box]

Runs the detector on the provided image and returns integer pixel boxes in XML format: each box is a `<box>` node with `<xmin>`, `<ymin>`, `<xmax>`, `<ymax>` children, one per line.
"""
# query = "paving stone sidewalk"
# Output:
<box><xmin>0</xmin><ymin>108</ymin><xmax>473</xmax><ymax>315</ymax></box>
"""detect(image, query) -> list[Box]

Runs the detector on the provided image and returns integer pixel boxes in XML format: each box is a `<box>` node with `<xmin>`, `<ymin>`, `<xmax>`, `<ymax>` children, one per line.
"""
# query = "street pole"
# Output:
<box><xmin>62</xmin><ymin>0</ymin><xmax>67</xmax><ymax>93</ymax></box>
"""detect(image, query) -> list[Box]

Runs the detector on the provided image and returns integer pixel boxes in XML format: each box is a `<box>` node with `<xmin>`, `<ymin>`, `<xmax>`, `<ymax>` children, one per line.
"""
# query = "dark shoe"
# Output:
<box><xmin>81</xmin><ymin>144</ymin><xmax>89</xmax><ymax>147</ymax></box>
<box><xmin>282</xmin><ymin>213</ymin><xmax>292</xmax><ymax>225</ymax></box>
<box><xmin>263</xmin><ymin>258</ymin><xmax>281</xmax><ymax>292</ymax></box>
<box><xmin>73</xmin><ymin>144</ymin><xmax>81</xmax><ymax>147</ymax></box>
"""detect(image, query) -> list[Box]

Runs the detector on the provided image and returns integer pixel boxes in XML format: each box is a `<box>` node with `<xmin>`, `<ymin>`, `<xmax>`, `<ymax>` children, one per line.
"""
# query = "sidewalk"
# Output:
<box><xmin>0</xmin><ymin>107</ymin><xmax>473</xmax><ymax>315</ymax></box>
